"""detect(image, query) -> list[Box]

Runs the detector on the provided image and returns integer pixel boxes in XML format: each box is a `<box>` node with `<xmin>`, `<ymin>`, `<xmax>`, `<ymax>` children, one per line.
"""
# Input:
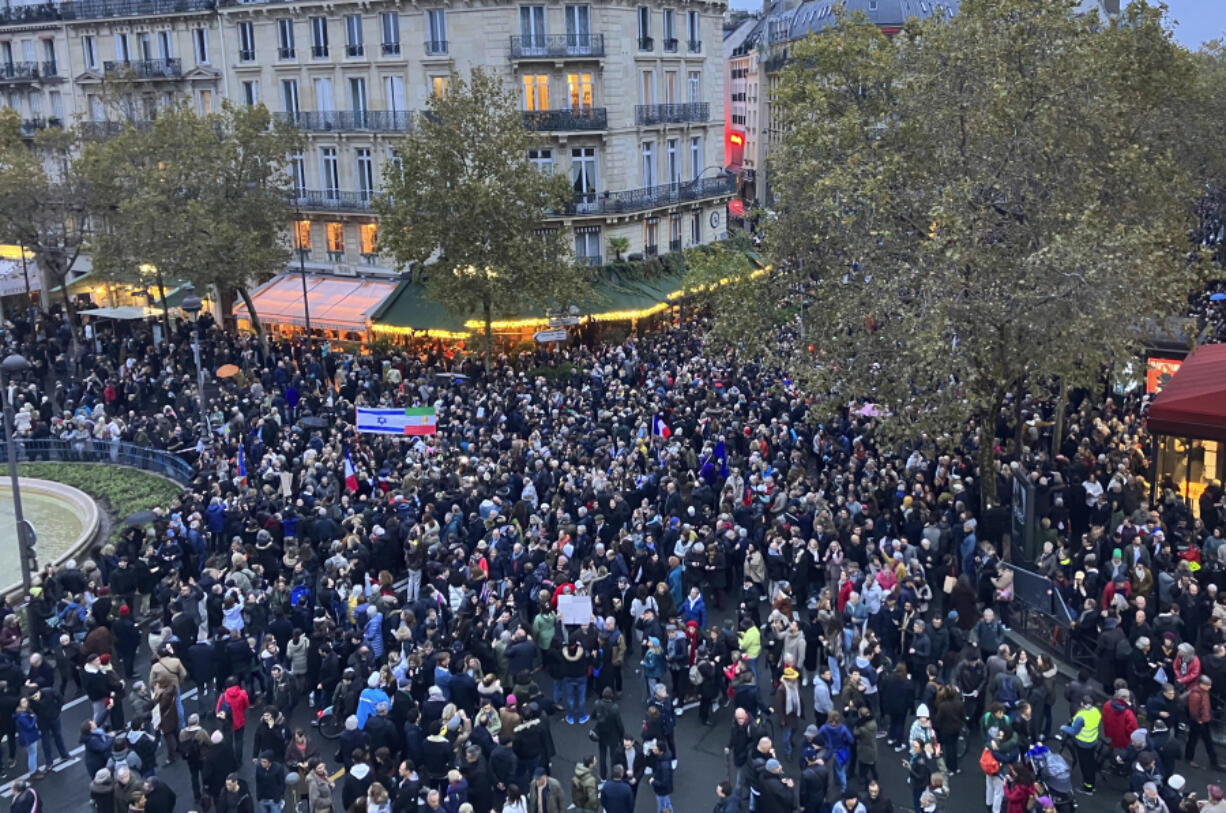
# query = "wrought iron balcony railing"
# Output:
<box><xmin>103</xmin><ymin>58</ymin><xmax>183</xmax><ymax>79</ymax></box>
<box><xmin>274</xmin><ymin>110</ymin><xmax>414</xmax><ymax>132</ymax></box>
<box><xmin>0</xmin><ymin>62</ymin><xmax>40</xmax><ymax>82</ymax></box>
<box><xmin>19</xmin><ymin>117</ymin><xmax>63</xmax><ymax>137</ymax></box>
<box><xmin>59</xmin><ymin>0</ymin><xmax>215</xmax><ymax>21</ymax></box>
<box><xmin>559</xmin><ymin>175</ymin><xmax>735</xmax><ymax>216</ymax></box>
<box><xmin>424</xmin><ymin>40</ymin><xmax>449</xmax><ymax>56</ymax></box>
<box><xmin>521</xmin><ymin>107</ymin><xmax>607</xmax><ymax>131</ymax></box>
<box><xmin>634</xmin><ymin>102</ymin><xmax>709</xmax><ymax>126</ymax></box>
<box><xmin>637</xmin><ymin>36</ymin><xmax>654</xmax><ymax>51</ymax></box>
<box><xmin>79</xmin><ymin>119</ymin><xmax>153</xmax><ymax>138</ymax></box>
<box><xmin>509</xmin><ymin>34</ymin><xmax>605</xmax><ymax>59</ymax></box>
<box><xmin>292</xmin><ymin>190</ymin><xmax>374</xmax><ymax>211</ymax></box>
<box><xmin>687</xmin><ymin>40</ymin><xmax>702</xmax><ymax>53</ymax></box>
<box><xmin>381</xmin><ymin>42</ymin><xmax>401</xmax><ymax>56</ymax></box>
<box><xmin>663</xmin><ymin>37</ymin><xmax>679</xmax><ymax>52</ymax></box>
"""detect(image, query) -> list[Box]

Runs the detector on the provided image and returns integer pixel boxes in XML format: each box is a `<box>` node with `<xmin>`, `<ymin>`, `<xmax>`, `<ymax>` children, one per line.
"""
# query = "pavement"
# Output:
<box><xmin>5</xmin><ymin>597</ymin><xmax>1224</xmax><ymax>813</ymax></box>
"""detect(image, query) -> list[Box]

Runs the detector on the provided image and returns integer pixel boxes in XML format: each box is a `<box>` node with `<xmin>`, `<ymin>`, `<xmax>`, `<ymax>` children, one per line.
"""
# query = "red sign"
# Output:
<box><xmin>1146</xmin><ymin>357</ymin><xmax>1182</xmax><ymax>393</ymax></box>
<box><xmin>728</xmin><ymin>199</ymin><xmax>745</xmax><ymax>216</ymax></box>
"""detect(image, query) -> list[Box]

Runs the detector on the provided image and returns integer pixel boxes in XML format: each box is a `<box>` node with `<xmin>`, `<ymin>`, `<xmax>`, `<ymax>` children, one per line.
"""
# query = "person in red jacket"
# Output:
<box><xmin>216</xmin><ymin>676</ymin><xmax>252</xmax><ymax>760</ymax></box>
<box><xmin>1003</xmin><ymin>764</ymin><xmax>1038</xmax><ymax>813</ymax></box>
<box><xmin>1100</xmin><ymin>689</ymin><xmax>1138</xmax><ymax>749</ymax></box>
<box><xmin>1185</xmin><ymin>675</ymin><xmax>1222</xmax><ymax>770</ymax></box>
<box><xmin>1173</xmin><ymin>644</ymin><xmax>1201</xmax><ymax>689</ymax></box>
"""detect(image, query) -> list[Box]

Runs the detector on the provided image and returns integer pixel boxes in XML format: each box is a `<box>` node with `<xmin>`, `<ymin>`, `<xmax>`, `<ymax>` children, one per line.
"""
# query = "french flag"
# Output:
<box><xmin>237</xmin><ymin>444</ymin><xmax>248</xmax><ymax>486</ymax></box>
<box><xmin>651</xmin><ymin>414</ymin><xmax>671</xmax><ymax>439</ymax></box>
<box><xmin>344</xmin><ymin>448</ymin><xmax>359</xmax><ymax>493</ymax></box>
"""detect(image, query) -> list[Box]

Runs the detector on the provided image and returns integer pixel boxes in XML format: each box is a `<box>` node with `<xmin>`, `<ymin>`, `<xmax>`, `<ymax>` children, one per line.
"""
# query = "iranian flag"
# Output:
<box><xmin>403</xmin><ymin>406</ymin><xmax>438</xmax><ymax>435</ymax></box>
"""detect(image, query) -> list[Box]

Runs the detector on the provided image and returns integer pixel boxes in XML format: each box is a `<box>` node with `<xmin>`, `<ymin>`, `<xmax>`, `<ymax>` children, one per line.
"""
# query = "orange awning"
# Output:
<box><xmin>235</xmin><ymin>274</ymin><xmax>398</xmax><ymax>332</ymax></box>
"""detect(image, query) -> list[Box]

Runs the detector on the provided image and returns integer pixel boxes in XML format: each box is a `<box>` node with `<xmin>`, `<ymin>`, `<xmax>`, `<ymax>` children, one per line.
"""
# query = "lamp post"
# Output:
<box><xmin>294</xmin><ymin>206</ymin><xmax>313</xmax><ymax>350</ymax></box>
<box><xmin>180</xmin><ymin>284</ymin><xmax>210</xmax><ymax>437</ymax></box>
<box><xmin>1</xmin><ymin>352</ymin><xmax>35</xmax><ymax>594</ymax></box>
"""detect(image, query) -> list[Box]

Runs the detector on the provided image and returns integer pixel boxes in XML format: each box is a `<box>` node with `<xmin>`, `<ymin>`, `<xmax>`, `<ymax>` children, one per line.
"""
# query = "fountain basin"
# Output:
<box><xmin>0</xmin><ymin>478</ymin><xmax>100</xmax><ymax>597</ymax></box>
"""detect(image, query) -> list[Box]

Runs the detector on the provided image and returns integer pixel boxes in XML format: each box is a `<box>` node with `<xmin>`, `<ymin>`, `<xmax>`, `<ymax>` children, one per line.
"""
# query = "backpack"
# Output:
<box><xmin>689</xmin><ymin>664</ymin><xmax>704</xmax><ymax>685</ymax></box>
<box><xmin>290</xmin><ymin>584</ymin><xmax>311</xmax><ymax>608</ymax></box>
<box><xmin>995</xmin><ymin>676</ymin><xmax>1020</xmax><ymax>708</ymax></box>
<box><xmin>958</xmin><ymin>663</ymin><xmax>984</xmax><ymax>694</ymax></box>
<box><xmin>979</xmin><ymin>748</ymin><xmax>1000</xmax><ymax>776</ymax></box>
<box><xmin>217</xmin><ymin>693</ymin><xmax>233</xmax><ymax>719</ymax></box>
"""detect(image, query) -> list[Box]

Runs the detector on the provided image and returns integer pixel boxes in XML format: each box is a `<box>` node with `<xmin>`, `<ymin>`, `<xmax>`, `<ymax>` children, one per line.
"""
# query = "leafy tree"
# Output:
<box><xmin>0</xmin><ymin>110</ymin><xmax>90</xmax><ymax>358</ymax></box>
<box><xmin>377</xmin><ymin>67</ymin><xmax>587</xmax><ymax>369</ymax></box>
<box><xmin>78</xmin><ymin>101</ymin><xmax>298</xmax><ymax>345</ymax></box>
<box><xmin>608</xmin><ymin>236</ymin><xmax>630</xmax><ymax>262</ymax></box>
<box><xmin>723</xmin><ymin>0</ymin><xmax>1208</xmax><ymax>509</ymax></box>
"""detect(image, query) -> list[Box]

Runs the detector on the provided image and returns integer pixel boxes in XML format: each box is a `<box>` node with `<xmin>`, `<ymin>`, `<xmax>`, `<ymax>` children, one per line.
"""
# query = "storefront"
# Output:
<box><xmin>1146</xmin><ymin>343</ymin><xmax>1226</xmax><ymax>515</ymax></box>
<box><xmin>234</xmin><ymin>273</ymin><xmax>399</xmax><ymax>344</ymax></box>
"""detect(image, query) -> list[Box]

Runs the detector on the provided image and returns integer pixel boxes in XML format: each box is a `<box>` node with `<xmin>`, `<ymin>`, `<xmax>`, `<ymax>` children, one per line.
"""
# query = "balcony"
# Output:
<box><xmin>637</xmin><ymin>36</ymin><xmax>654</xmax><ymax>51</ymax></box>
<box><xmin>688</xmin><ymin>40</ymin><xmax>702</xmax><ymax>53</ymax></box>
<box><xmin>61</xmin><ymin>0</ymin><xmax>215</xmax><ymax>21</ymax></box>
<box><xmin>79</xmin><ymin>119</ymin><xmax>153</xmax><ymax>139</ymax></box>
<box><xmin>238</xmin><ymin>49</ymin><xmax>255</xmax><ymax>62</ymax></box>
<box><xmin>103</xmin><ymin>58</ymin><xmax>183</xmax><ymax>79</ymax></box>
<box><xmin>346</xmin><ymin>44</ymin><xmax>364</xmax><ymax>57</ymax></box>
<box><xmin>669</xmin><ymin>238</ymin><xmax>682</xmax><ymax>252</ymax></box>
<box><xmin>19</xmin><ymin>117</ymin><xmax>62</xmax><ymax>138</ymax></box>
<box><xmin>509</xmin><ymin>34</ymin><xmax>605</xmax><ymax>60</ymax></box>
<box><xmin>663</xmin><ymin>37</ymin><xmax>679</xmax><ymax>53</ymax></box>
<box><xmin>275</xmin><ymin>110</ymin><xmax>414</xmax><ymax>133</ymax></box>
<box><xmin>382</xmin><ymin>42</ymin><xmax>401</xmax><ymax>56</ymax></box>
<box><xmin>645</xmin><ymin>244</ymin><xmax>659</xmax><ymax>257</ymax></box>
<box><xmin>424</xmin><ymin>40</ymin><xmax>449</xmax><ymax>56</ymax></box>
<box><xmin>293</xmin><ymin>191</ymin><xmax>374</xmax><ymax>212</ymax></box>
<box><xmin>561</xmin><ymin>175</ymin><xmax>735</xmax><ymax>216</ymax></box>
<box><xmin>311</xmin><ymin>45</ymin><xmax>329</xmax><ymax>58</ymax></box>
<box><xmin>0</xmin><ymin>63</ymin><xmax>40</xmax><ymax>83</ymax></box>
<box><xmin>522</xmin><ymin>107</ymin><xmax>607</xmax><ymax>132</ymax></box>
<box><xmin>634</xmin><ymin>102</ymin><xmax>708</xmax><ymax>126</ymax></box>
<box><xmin>278</xmin><ymin>47</ymin><xmax>295</xmax><ymax>59</ymax></box>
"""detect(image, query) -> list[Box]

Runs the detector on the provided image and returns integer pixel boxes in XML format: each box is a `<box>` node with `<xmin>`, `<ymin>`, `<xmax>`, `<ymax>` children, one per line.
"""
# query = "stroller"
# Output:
<box><xmin>1026</xmin><ymin>744</ymin><xmax>1077</xmax><ymax>813</ymax></box>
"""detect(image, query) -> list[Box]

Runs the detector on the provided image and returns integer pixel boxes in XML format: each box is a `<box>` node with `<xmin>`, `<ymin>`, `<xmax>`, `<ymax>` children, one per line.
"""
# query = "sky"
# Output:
<box><xmin>724</xmin><ymin>0</ymin><xmax>1224</xmax><ymax>50</ymax></box>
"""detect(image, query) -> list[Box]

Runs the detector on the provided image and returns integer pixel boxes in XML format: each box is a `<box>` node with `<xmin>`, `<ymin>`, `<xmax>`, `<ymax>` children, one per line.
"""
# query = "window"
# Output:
<box><xmin>426</xmin><ymin>10</ymin><xmax>447</xmax><ymax>54</ymax></box>
<box><xmin>28</xmin><ymin>91</ymin><xmax>41</xmax><ymax>117</ymax></box>
<box><xmin>640</xmin><ymin>70</ymin><xmax>655</xmax><ymax>105</ymax></box>
<box><xmin>115</xmin><ymin>33</ymin><xmax>130</xmax><ymax>62</ymax></box>
<box><xmin>360</xmin><ymin>223</ymin><xmax>378</xmax><ymax>259</ymax></box>
<box><xmin>574</xmin><ymin>225</ymin><xmax>600</xmax><ymax>264</ymax></box>
<box><xmin>663</xmin><ymin>9</ymin><xmax>676</xmax><ymax>50</ymax></box>
<box><xmin>565</xmin><ymin>5</ymin><xmax>591</xmax><ymax>50</ymax></box>
<box><xmin>571</xmin><ymin>146</ymin><xmax>597</xmax><ymax>208</ymax></box>
<box><xmin>645</xmin><ymin>217</ymin><xmax>659</xmax><ymax>254</ymax></box>
<box><xmin>430</xmin><ymin>75</ymin><xmax>449</xmax><ymax>97</ymax></box>
<box><xmin>320</xmin><ymin>147</ymin><xmax>339</xmax><ymax>197</ymax></box>
<box><xmin>641</xmin><ymin>140</ymin><xmax>655</xmax><ymax>187</ymax></box>
<box><xmin>528</xmin><ymin>148</ymin><xmax>553</xmax><ymax>173</ymax></box>
<box><xmin>687</xmin><ymin>10</ymin><xmax>700</xmax><ymax>49</ymax></box>
<box><xmin>281</xmin><ymin>79</ymin><xmax>300</xmax><ymax>118</ymax></box>
<box><xmin>690</xmin><ymin>210</ymin><xmax>701</xmax><ymax>244</ymax></box>
<box><xmin>314</xmin><ymin>77</ymin><xmax>334</xmax><ymax>112</ymax></box>
<box><xmin>310</xmin><ymin>17</ymin><xmax>329</xmax><ymax>58</ymax></box>
<box><xmin>197</xmin><ymin>89</ymin><xmax>212</xmax><ymax>115</ymax></box>
<box><xmin>136</xmin><ymin>32</ymin><xmax>151</xmax><ymax>61</ymax></box>
<box><xmin>88</xmin><ymin>94</ymin><xmax>103</xmax><ymax>121</ymax></box>
<box><xmin>519</xmin><ymin>6</ymin><xmax>545</xmax><ymax>52</ymax></box>
<box><xmin>380</xmin><ymin>12</ymin><xmax>400</xmax><ymax>55</ymax></box>
<box><xmin>669</xmin><ymin>213</ymin><xmax>682</xmax><ymax>249</ymax></box>
<box><xmin>49</xmin><ymin>90</ymin><xmax>62</xmax><ymax>119</ymax></box>
<box><xmin>637</xmin><ymin>7</ymin><xmax>651</xmax><ymax>49</ymax></box>
<box><xmin>345</xmin><ymin>15</ymin><xmax>363</xmax><ymax>57</ymax></box>
<box><xmin>689</xmin><ymin>135</ymin><xmax>702</xmax><ymax>180</ymax></box>
<box><xmin>666</xmin><ymin>138</ymin><xmax>679</xmax><ymax>185</ymax></box>
<box><xmin>664</xmin><ymin>71</ymin><xmax>676</xmax><ymax>104</ymax></box>
<box><xmin>567</xmin><ymin>73</ymin><xmax>592</xmax><ymax>111</ymax></box>
<box><xmin>522</xmin><ymin>74</ymin><xmax>548</xmax><ymax>111</ymax></box>
<box><xmin>82</xmin><ymin>36</ymin><xmax>97</xmax><ymax>70</ymax></box>
<box><xmin>688</xmin><ymin>71</ymin><xmax>701</xmax><ymax>103</ymax></box>
<box><xmin>326</xmin><ymin>222</ymin><xmax>344</xmax><ymax>258</ymax></box>
<box><xmin>241</xmin><ymin>80</ymin><xmax>259</xmax><ymax>106</ymax></box>
<box><xmin>290</xmin><ymin>153</ymin><xmax>306</xmax><ymax>196</ymax></box>
<box><xmin>356</xmin><ymin>148</ymin><xmax>373</xmax><ymax>201</ymax></box>
<box><xmin>350</xmin><ymin>77</ymin><xmax>367</xmax><ymax>126</ymax></box>
<box><xmin>157</xmin><ymin>31</ymin><xmax>171</xmax><ymax>60</ymax></box>
<box><xmin>237</xmin><ymin>22</ymin><xmax>255</xmax><ymax>61</ymax></box>
<box><xmin>193</xmin><ymin>28</ymin><xmax>208</xmax><ymax>64</ymax></box>
<box><xmin>384</xmin><ymin>75</ymin><xmax>406</xmax><ymax>117</ymax></box>
<box><xmin>293</xmin><ymin>220</ymin><xmax>311</xmax><ymax>252</ymax></box>
<box><xmin>277</xmin><ymin>19</ymin><xmax>295</xmax><ymax>59</ymax></box>
<box><xmin>0</xmin><ymin>41</ymin><xmax>12</xmax><ymax>68</ymax></box>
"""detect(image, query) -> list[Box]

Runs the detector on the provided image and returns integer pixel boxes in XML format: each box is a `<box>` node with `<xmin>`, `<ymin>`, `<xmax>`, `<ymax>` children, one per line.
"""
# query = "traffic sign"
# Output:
<box><xmin>534</xmin><ymin>329</ymin><xmax>569</xmax><ymax>343</ymax></box>
<box><xmin>548</xmin><ymin>316</ymin><xmax>580</xmax><ymax>327</ymax></box>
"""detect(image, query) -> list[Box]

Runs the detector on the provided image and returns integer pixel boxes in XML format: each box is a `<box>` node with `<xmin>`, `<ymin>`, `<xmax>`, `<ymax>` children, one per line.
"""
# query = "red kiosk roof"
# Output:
<box><xmin>1146</xmin><ymin>343</ymin><xmax>1226</xmax><ymax>442</ymax></box>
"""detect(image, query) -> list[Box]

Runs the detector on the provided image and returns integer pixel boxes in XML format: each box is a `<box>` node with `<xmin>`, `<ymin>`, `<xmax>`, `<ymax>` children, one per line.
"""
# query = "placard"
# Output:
<box><xmin>557</xmin><ymin>594</ymin><xmax>593</xmax><ymax>626</ymax></box>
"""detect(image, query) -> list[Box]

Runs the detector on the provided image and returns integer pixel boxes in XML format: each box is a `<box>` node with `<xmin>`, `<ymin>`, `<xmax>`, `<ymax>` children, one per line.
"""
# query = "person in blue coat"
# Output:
<box><xmin>818</xmin><ymin>710</ymin><xmax>855</xmax><ymax>793</ymax></box>
<box><xmin>15</xmin><ymin>696</ymin><xmax>42</xmax><ymax>778</ymax></box>
<box><xmin>648</xmin><ymin>739</ymin><xmax>675</xmax><ymax>811</ymax></box>
<box><xmin>600</xmin><ymin>765</ymin><xmax>636</xmax><ymax>813</ymax></box>
<box><xmin>356</xmin><ymin>672</ymin><xmax>389</xmax><ymax>729</ymax></box>
<box><xmin>681</xmin><ymin>587</ymin><xmax>707</xmax><ymax>630</ymax></box>
<box><xmin>363</xmin><ymin>606</ymin><xmax>385</xmax><ymax>658</ymax></box>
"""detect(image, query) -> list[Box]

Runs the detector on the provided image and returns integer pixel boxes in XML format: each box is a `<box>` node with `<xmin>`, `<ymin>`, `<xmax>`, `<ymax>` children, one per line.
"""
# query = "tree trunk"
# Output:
<box><xmin>55</xmin><ymin>273</ymin><xmax>82</xmax><ymax>376</ymax></box>
<box><xmin>1013</xmin><ymin>377</ymin><xmax>1026</xmax><ymax>456</ymax></box>
<box><xmin>237</xmin><ymin>286</ymin><xmax>269</xmax><ymax>358</ymax></box>
<box><xmin>1051</xmin><ymin>377</ymin><xmax>1068</xmax><ymax>460</ymax></box>
<box><xmin>481</xmin><ymin>297</ymin><xmax>493</xmax><ymax>372</ymax></box>
<box><xmin>978</xmin><ymin>390</ymin><xmax>1007</xmax><ymax>514</ymax></box>
<box><xmin>155</xmin><ymin>267</ymin><xmax>172</xmax><ymax>347</ymax></box>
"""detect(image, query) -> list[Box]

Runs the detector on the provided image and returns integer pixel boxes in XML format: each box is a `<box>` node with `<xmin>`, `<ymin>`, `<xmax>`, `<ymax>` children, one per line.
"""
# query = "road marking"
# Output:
<box><xmin>52</xmin><ymin>758</ymin><xmax>79</xmax><ymax>772</ymax></box>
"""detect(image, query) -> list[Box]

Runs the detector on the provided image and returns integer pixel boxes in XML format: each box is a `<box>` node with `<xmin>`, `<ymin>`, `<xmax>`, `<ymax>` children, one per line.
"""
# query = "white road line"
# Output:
<box><xmin>52</xmin><ymin>758</ymin><xmax>79</xmax><ymax>772</ymax></box>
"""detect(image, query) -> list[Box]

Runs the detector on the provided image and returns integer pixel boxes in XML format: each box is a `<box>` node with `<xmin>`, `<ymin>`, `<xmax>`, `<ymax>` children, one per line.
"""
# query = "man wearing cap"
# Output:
<box><xmin>527</xmin><ymin>766</ymin><xmax>564</xmax><ymax>813</ymax></box>
<box><xmin>758</xmin><ymin>758</ymin><xmax>795</xmax><ymax>813</ymax></box>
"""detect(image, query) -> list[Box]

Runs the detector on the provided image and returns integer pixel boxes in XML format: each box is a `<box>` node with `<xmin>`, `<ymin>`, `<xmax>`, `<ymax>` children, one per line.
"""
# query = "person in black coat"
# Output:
<box><xmin>143</xmin><ymin>777</ymin><xmax>178</xmax><ymax>813</ymax></box>
<box><xmin>489</xmin><ymin>739</ymin><xmax>518</xmax><ymax>797</ymax></box>
<box><xmin>112</xmin><ymin>608</ymin><xmax>141</xmax><ymax>680</ymax></box>
<box><xmin>216</xmin><ymin>774</ymin><xmax>255</xmax><ymax>813</ymax></box>
<box><xmin>341</xmin><ymin>755</ymin><xmax>376</xmax><ymax>810</ymax></box>
<box><xmin>600</xmin><ymin>766</ymin><xmax>636</xmax><ymax>813</ymax></box>
<box><xmin>203</xmin><ymin>732</ymin><xmax>239</xmax><ymax>799</ymax></box>
<box><xmin>460</xmin><ymin>745</ymin><xmax>495</xmax><ymax>813</ymax></box>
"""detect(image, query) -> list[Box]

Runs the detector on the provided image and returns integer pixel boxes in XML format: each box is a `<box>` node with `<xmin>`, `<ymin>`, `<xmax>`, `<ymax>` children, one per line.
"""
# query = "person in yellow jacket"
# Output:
<box><xmin>1060</xmin><ymin>695</ymin><xmax>1102</xmax><ymax>792</ymax></box>
<box><xmin>738</xmin><ymin>619</ymin><xmax>762</xmax><ymax>686</ymax></box>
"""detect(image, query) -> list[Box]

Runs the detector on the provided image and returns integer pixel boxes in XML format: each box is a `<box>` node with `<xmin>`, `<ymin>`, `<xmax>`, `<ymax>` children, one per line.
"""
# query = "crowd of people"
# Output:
<box><xmin>0</xmin><ymin>301</ymin><xmax>1224</xmax><ymax>813</ymax></box>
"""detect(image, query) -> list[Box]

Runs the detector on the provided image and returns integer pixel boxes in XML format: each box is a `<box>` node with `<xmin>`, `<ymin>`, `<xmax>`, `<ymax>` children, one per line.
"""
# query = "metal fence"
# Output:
<box><xmin>1001</xmin><ymin>562</ymin><xmax>1096</xmax><ymax>672</ymax></box>
<box><xmin>0</xmin><ymin>438</ymin><xmax>195</xmax><ymax>485</ymax></box>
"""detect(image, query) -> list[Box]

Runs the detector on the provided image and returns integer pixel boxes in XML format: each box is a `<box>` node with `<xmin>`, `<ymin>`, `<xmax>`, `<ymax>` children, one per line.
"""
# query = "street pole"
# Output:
<box><xmin>296</xmin><ymin>208</ymin><xmax>313</xmax><ymax>350</ymax></box>
<box><xmin>18</xmin><ymin>241</ymin><xmax>32</xmax><ymax>319</ymax></box>
<box><xmin>1</xmin><ymin>362</ymin><xmax>34</xmax><ymax>594</ymax></box>
<box><xmin>191</xmin><ymin>326</ymin><xmax>209</xmax><ymax>434</ymax></box>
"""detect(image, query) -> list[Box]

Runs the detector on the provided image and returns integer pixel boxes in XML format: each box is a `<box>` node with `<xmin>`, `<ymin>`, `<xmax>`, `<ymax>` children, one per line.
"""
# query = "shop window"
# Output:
<box><xmin>360</xmin><ymin>223</ymin><xmax>378</xmax><ymax>262</ymax></box>
<box><xmin>327</xmin><ymin>222</ymin><xmax>344</xmax><ymax>260</ymax></box>
<box><xmin>294</xmin><ymin>220</ymin><xmax>311</xmax><ymax>254</ymax></box>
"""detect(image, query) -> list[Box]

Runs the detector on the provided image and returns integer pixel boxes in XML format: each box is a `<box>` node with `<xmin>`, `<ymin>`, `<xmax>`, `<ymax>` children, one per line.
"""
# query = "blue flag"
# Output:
<box><xmin>699</xmin><ymin>440</ymin><xmax>728</xmax><ymax>483</ymax></box>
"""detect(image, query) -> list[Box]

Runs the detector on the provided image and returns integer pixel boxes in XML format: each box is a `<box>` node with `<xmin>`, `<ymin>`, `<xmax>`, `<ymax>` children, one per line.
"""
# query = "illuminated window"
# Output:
<box><xmin>327</xmin><ymin>222</ymin><xmax>344</xmax><ymax>253</ymax></box>
<box><xmin>430</xmin><ymin>75</ymin><xmax>449</xmax><ymax>97</ymax></box>
<box><xmin>360</xmin><ymin>223</ymin><xmax>378</xmax><ymax>255</ymax></box>
<box><xmin>523</xmin><ymin>75</ymin><xmax>549</xmax><ymax>111</ymax></box>
<box><xmin>294</xmin><ymin>220</ymin><xmax>311</xmax><ymax>251</ymax></box>
<box><xmin>567</xmin><ymin>73</ymin><xmax>592</xmax><ymax>111</ymax></box>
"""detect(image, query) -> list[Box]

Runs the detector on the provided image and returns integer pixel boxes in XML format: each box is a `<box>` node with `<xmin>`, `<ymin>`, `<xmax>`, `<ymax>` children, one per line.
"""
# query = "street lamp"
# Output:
<box><xmin>180</xmin><ymin>284</ymin><xmax>211</xmax><ymax>437</ymax></box>
<box><xmin>294</xmin><ymin>206</ymin><xmax>314</xmax><ymax>350</ymax></box>
<box><xmin>1</xmin><ymin>352</ymin><xmax>35</xmax><ymax>593</ymax></box>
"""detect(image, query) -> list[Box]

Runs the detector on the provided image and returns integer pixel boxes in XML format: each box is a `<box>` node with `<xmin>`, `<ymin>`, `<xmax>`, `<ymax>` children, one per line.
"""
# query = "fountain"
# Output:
<box><xmin>0</xmin><ymin>478</ymin><xmax>100</xmax><ymax>596</ymax></box>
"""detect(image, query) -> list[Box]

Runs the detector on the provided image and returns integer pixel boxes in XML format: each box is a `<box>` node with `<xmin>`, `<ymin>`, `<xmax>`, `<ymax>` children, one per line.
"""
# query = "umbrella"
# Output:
<box><xmin>123</xmin><ymin>510</ymin><xmax>159</xmax><ymax>528</ymax></box>
<box><xmin>216</xmin><ymin>364</ymin><xmax>240</xmax><ymax>378</ymax></box>
<box><xmin>855</xmin><ymin>403</ymin><xmax>882</xmax><ymax>417</ymax></box>
<box><xmin>299</xmin><ymin>416</ymin><xmax>328</xmax><ymax>429</ymax></box>
<box><xmin>1210</xmin><ymin>293</ymin><xmax>1226</xmax><ymax>302</ymax></box>
<box><xmin>435</xmin><ymin>372</ymin><xmax>470</xmax><ymax>380</ymax></box>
